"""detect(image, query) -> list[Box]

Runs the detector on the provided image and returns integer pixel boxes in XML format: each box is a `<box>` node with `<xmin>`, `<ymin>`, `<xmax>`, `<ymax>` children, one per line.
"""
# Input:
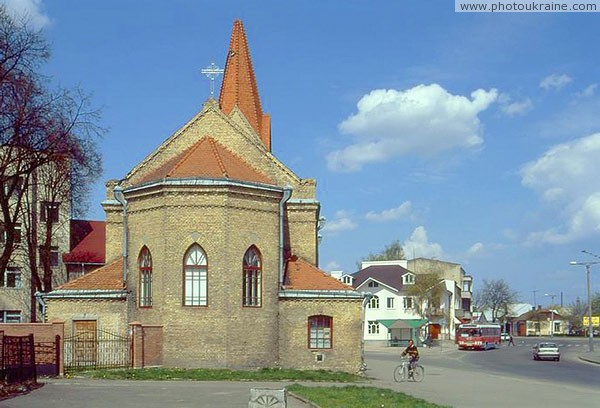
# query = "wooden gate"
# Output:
<box><xmin>64</xmin><ymin>324</ymin><xmax>130</xmax><ymax>371</ymax></box>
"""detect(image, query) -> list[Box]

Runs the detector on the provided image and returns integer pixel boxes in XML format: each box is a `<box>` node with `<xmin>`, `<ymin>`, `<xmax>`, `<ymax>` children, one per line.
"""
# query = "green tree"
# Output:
<box><xmin>407</xmin><ymin>272</ymin><xmax>444</xmax><ymax>320</ymax></box>
<box><xmin>567</xmin><ymin>297</ymin><xmax>587</xmax><ymax>333</ymax></box>
<box><xmin>592</xmin><ymin>292</ymin><xmax>600</xmax><ymax>315</ymax></box>
<box><xmin>357</xmin><ymin>240</ymin><xmax>405</xmax><ymax>268</ymax></box>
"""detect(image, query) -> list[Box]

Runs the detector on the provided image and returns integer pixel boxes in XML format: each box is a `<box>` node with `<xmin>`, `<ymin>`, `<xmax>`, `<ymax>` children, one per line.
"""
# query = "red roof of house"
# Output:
<box><xmin>138</xmin><ymin>136</ymin><xmax>274</xmax><ymax>185</ymax></box>
<box><xmin>57</xmin><ymin>259</ymin><xmax>123</xmax><ymax>290</ymax></box>
<box><xmin>284</xmin><ymin>257</ymin><xmax>353</xmax><ymax>290</ymax></box>
<box><xmin>219</xmin><ymin>19</ymin><xmax>271</xmax><ymax>150</ymax></box>
<box><xmin>62</xmin><ymin>220</ymin><xmax>106</xmax><ymax>264</ymax></box>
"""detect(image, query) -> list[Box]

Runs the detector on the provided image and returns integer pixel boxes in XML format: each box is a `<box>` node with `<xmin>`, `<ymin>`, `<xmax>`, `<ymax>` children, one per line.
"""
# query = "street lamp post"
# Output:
<box><xmin>570</xmin><ymin>259</ymin><xmax>599</xmax><ymax>353</ymax></box>
<box><xmin>544</xmin><ymin>293</ymin><xmax>556</xmax><ymax>337</ymax></box>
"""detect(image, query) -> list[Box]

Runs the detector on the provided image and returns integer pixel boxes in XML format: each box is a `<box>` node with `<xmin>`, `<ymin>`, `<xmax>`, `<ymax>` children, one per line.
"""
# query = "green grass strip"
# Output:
<box><xmin>288</xmin><ymin>384</ymin><xmax>451</xmax><ymax>408</ymax></box>
<box><xmin>69</xmin><ymin>367</ymin><xmax>363</xmax><ymax>382</ymax></box>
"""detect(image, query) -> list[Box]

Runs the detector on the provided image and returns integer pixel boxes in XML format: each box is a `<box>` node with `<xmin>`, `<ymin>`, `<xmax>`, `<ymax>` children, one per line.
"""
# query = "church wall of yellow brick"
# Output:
<box><xmin>124</xmin><ymin>184</ymin><xmax>283</xmax><ymax>368</ymax></box>
<box><xmin>278</xmin><ymin>299</ymin><xmax>363</xmax><ymax>373</ymax></box>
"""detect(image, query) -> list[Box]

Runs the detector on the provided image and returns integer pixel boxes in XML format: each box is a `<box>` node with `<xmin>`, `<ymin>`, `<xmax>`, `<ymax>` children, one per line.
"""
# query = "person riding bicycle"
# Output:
<box><xmin>401</xmin><ymin>339</ymin><xmax>419</xmax><ymax>371</ymax></box>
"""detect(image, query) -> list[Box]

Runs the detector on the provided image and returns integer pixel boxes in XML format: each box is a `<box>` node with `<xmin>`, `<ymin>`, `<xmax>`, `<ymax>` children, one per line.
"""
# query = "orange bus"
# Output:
<box><xmin>457</xmin><ymin>323</ymin><xmax>501</xmax><ymax>350</ymax></box>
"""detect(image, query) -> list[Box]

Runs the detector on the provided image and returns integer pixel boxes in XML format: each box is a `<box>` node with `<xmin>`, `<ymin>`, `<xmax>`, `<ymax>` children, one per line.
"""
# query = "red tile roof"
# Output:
<box><xmin>57</xmin><ymin>259</ymin><xmax>123</xmax><ymax>290</ymax></box>
<box><xmin>284</xmin><ymin>257</ymin><xmax>353</xmax><ymax>291</ymax></box>
<box><xmin>219</xmin><ymin>19</ymin><xmax>271</xmax><ymax>150</ymax></box>
<box><xmin>138</xmin><ymin>136</ymin><xmax>274</xmax><ymax>185</ymax></box>
<box><xmin>62</xmin><ymin>220</ymin><xmax>106</xmax><ymax>264</ymax></box>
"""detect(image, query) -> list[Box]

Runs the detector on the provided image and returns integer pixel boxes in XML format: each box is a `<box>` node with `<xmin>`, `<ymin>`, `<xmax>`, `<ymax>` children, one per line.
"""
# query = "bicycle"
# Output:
<box><xmin>393</xmin><ymin>357</ymin><xmax>424</xmax><ymax>382</ymax></box>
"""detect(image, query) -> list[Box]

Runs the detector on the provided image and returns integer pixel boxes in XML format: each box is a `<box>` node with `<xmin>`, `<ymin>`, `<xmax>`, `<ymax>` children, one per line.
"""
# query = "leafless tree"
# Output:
<box><xmin>474</xmin><ymin>279</ymin><xmax>518</xmax><ymax>323</ymax></box>
<box><xmin>357</xmin><ymin>240</ymin><xmax>405</xmax><ymax>268</ymax></box>
<box><xmin>0</xmin><ymin>6</ymin><xmax>103</xmax><ymax>320</ymax></box>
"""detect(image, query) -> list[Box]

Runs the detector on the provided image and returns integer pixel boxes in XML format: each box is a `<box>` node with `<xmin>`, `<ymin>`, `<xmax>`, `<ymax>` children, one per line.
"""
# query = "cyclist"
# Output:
<box><xmin>401</xmin><ymin>339</ymin><xmax>419</xmax><ymax>372</ymax></box>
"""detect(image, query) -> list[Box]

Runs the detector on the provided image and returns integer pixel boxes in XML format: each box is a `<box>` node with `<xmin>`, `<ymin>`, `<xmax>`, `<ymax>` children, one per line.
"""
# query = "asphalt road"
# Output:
<box><xmin>2</xmin><ymin>338</ymin><xmax>599</xmax><ymax>408</ymax></box>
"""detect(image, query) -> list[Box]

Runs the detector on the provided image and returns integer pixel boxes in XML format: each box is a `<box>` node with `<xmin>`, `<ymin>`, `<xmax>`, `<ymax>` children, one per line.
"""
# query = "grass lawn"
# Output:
<box><xmin>288</xmin><ymin>384</ymin><xmax>450</xmax><ymax>408</ymax></box>
<box><xmin>70</xmin><ymin>367</ymin><xmax>363</xmax><ymax>382</ymax></box>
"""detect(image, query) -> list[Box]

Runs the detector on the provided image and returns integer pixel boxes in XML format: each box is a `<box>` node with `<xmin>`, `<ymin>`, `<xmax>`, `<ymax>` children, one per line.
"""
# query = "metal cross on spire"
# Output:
<box><xmin>200</xmin><ymin>62</ymin><xmax>224</xmax><ymax>98</ymax></box>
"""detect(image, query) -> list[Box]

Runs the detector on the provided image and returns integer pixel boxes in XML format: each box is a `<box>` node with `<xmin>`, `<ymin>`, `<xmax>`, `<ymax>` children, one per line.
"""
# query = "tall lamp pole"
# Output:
<box><xmin>570</xmin><ymin>258</ymin><xmax>599</xmax><ymax>353</ymax></box>
<box><xmin>544</xmin><ymin>293</ymin><xmax>556</xmax><ymax>337</ymax></box>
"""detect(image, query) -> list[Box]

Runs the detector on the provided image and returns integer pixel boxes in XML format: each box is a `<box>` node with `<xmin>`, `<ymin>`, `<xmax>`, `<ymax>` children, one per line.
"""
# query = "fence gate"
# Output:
<box><xmin>1</xmin><ymin>333</ymin><xmax>37</xmax><ymax>384</ymax></box>
<box><xmin>64</xmin><ymin>328</ymin><xmax>130</xmax><ymax>371</ymax></box>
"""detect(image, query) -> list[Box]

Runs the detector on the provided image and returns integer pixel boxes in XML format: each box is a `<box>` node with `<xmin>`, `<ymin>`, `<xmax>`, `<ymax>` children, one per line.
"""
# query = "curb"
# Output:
<box><xmin>288</xmin><ymin>391</ymin><xmax>320</xmax><ymax>408</ymax></box>
<box><xmin>578</xmin><ymin>355</ymin><xmax>600</xmax><ymax>365</ymax></box>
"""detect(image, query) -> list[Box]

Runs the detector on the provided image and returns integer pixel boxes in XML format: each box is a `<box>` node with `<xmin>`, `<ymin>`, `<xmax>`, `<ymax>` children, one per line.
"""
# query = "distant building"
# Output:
<box><xmin>513</xmin><ymin>306</ymin><xmax>567</xmax><ymax>336</ymax></box>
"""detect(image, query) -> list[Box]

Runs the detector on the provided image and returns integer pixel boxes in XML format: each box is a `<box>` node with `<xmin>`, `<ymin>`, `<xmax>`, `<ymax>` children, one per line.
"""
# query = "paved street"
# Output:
<box><xmin>2</xmin><ymin>337</ymin><xmax>599</xmax><ymax>408</ymax></box>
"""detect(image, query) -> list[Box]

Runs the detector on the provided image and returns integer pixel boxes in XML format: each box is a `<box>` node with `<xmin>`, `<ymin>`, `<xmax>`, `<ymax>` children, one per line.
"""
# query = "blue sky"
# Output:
<box><xmin>3</xmin><ymin>0</ymin><xmax>600</xmax><ymax>307</ymax></box>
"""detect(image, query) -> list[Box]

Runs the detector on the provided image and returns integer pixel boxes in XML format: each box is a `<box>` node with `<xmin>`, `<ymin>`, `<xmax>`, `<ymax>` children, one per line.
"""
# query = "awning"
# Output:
<box><xmin>378</xmin><ymin>319</ymin><xmax>428</xmax><ymax>330</ymax></box>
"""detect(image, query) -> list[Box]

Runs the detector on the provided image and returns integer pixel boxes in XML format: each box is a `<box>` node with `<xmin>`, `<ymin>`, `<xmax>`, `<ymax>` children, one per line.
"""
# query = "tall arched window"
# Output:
<box><xmin>138</xmin><ymin>246</ymin><xmax>152</xmax><ymax>307</ymax></box>
<box><xmin>183</xmin><ymin>244</ymin><xmax>208</xmax><ymax>306</ymax></box>
<box><xmin>369</xmin><ymin>295</ymin><xmax>379</xmax><ymax>309</ymax></box>
<box><xmin>242</xmin><ymin>246</ymin><xmax>262</xmax><ymax>307</ymax></box>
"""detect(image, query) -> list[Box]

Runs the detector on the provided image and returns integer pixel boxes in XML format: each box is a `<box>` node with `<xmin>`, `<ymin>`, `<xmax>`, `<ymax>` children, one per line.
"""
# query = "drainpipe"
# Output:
<box><xmin>279</xmin><ymin>186</ymin><xmax>293</xmax><ymax>286</ymax></box>
<box><xmin>360</xmin><ymin>292</ymin><xmax>374</xmax><ymax>373</ymax></box>
<box><xmin>113</xmin><ymin>185</ymin><xmax>128</xmax><ymax>284</ymax></box>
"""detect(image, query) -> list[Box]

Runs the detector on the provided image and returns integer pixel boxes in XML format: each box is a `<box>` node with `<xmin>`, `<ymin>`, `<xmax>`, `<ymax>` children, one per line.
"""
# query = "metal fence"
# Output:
<box><xmin>64</xmin><ymin>329</ymin><xmax>130</xmax><ymax>371</ymax></box>
<box><xmin>1</xmin><ymin>333</ymin><xmax>37</xmax><ymax>384</ymax></box>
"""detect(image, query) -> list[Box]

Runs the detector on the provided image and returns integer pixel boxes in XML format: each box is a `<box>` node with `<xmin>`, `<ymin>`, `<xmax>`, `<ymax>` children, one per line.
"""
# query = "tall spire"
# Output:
<box><xmin>219</xmin><ymin>20</ymin><xmax>271</xmax><ymax>151</ymax></box>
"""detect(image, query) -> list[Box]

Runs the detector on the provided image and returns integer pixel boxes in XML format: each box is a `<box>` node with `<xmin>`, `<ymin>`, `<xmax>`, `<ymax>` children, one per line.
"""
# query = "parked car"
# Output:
<box><xmin>500</xmin><ymin>332</ymin><xmax>510</xmax><ymax>341</ymax></box>
<box><xmin>532</xmin><ymin>342</ymin><xmax>560</xmax><ymax>361</ymax></box>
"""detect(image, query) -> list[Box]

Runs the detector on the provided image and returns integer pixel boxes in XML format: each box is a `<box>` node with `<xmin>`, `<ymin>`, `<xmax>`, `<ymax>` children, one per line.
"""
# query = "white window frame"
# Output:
<box><xmin>387</xmin><ymin>297</ymin><xmax>395</xmax><ymax>309</ymax></box>
<box><xmin>368</xmin><ymin>320</ymin><xmax>380</xmax><ymax>334</ymax></box>
<box><xmin>369</xmin><ymin>295</ymin><xmax>379</xmax><ymax>309</ymax></box>
<box><xmin>183</xmin><ymin>245</ymin><xmax>208</xmax><ymax>306</ymax></box>
<box><xmin>0</xmin><ymin>310</ymin><xmax>21</xmax><ymax>323</ymax></box>
<box><xmin>3</xmin><ymin>267</ymin><xmax>22</xmax><ymax>288</ymax></box>
<box><xmin>403</xmin><ymin>296</ymin><xmax>414</xmax><ymax>309</ymax></box>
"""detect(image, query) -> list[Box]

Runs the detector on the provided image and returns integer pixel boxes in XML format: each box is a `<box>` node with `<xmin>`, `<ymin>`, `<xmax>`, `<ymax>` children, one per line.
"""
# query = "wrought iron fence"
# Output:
<box><xmin>1</xmin><ymin>333</ymin><xmax>37</xmax><ymax>384</ymax></box>
<box><xmin>64</xmin><ymin>329</ymin><xmax>130</xmax><ymax>371</ymax></box>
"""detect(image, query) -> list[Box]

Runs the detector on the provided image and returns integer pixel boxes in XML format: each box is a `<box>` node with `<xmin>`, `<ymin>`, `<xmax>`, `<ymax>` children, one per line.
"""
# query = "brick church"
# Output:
<box><xmin>44</xmin><ymin>20</ymin><xmax>364</xmax><ymax>373</ymax></box>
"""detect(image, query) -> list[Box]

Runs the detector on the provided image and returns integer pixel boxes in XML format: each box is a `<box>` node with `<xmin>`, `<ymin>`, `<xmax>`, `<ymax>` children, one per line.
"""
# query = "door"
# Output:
<box><xmin>73</xmin><ymin>320</ymin><xmax>97</xmax><ymax>365</ymax></box>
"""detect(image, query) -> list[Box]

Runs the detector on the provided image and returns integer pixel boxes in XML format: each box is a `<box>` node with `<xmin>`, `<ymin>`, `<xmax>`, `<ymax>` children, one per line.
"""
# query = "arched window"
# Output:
<box><xmin>183</xmin><ymin>244</ymin><xmax>208</xmax><ymax>306</ymax></box>
<box><xmin>369</xmin><ymin>295</ymin><xmax>379</xmax><ymax>309</ymax></box>
<box><xmin>308</xmin><ymin>315</ymin><xmax>332</xmax><ymax>349</ymax></box>
<box><xmin>242</xmin><ymin>246</ymin><xmax>262</xmax><ymax>307</ymax></box>
<box><xmin>138</xmin><ymin>246</ymin><xmax>152</xmax><ymax>307</ymax></box>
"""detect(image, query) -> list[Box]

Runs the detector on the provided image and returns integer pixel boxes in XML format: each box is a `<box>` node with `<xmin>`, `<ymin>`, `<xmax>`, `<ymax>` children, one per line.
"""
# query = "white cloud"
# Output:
<box><xmin>521</xmin><ymin>133</ymin><xmax>600</xmax><ymax>244</ymax></box>
<box><xmin>540</xmin><ymin>74</ymin><xmax>572</xmax><ymax>91</ymax></box>
<box><xmin>402</xmin><ymin>226</ymin><xmax>443</xmax><ymax>259</ymax></box>
<box><xmin>1</xmin><ymin>0</ymin><xmax>51</xmax><ymax>29</ymax></box>
<box><xmin>365</xmin><ymin>201</ymin><xmax>412</xmax><ymax>222</ymax></box>
<box><xmin>324</xmin><ymin>261</ymin><xmax>341</xmax><ymax>272</ymax></box>
<box><xmin>500</xmin><ymin>97</ymin><xmax>533</xmax><ymax>116</ymax></box>
<box><xmin>321</xmin><ymin>210</ymin><xmax>357</xmax><ymax>235</ymax></box>
<box><xmin>577</xmin><ymin>83</ymin><xmax>597</xmax><ymax>98</ymax></box>
<box><xmin>327</xmin><ymin>84</ymin><xmax>497</xmax><ymax>172</ymax></box>
<box><xmin>466</xmin><ymin>242</ymin><xmax>484</xmax><ymax>256</ymax></box>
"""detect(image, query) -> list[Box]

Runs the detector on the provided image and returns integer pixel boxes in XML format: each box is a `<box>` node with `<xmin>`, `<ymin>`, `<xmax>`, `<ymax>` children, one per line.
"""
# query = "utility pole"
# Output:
<box><xmin>532</xmin><ymin>290</ymin><xmax>538</xmax><ymax>308</ymax></box>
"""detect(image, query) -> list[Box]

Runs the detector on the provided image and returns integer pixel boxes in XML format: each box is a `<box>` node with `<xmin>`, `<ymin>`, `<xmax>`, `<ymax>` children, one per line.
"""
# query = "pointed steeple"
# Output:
<box><xmin>219</xmin><ymin>20</ymin><xmax>271</xmax><ymax>151</ymax></box>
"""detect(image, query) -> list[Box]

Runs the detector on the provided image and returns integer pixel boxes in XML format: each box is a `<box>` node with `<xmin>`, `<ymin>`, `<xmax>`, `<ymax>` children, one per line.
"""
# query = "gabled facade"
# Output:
<box><xmin>352</xmin><ymin>262</ymin><xmax>425</xmax><ymax>345</ymax></box>
<box><xmin>45</xmin><ymin>20</ymin><xmax>363</xmax><ymax>373</ymax></box>
<box><xmin>513</xmin><ymin>307</ymin><xmax>567</xmax><ymax>337</ymax></box>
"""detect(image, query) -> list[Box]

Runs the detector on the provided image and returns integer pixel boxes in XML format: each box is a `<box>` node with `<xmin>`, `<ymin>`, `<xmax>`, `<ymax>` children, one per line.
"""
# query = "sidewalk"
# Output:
<box><xmin>578</xmin><ymin>350</ymin><xmax>600</xmax><ymax>364</ymax></box>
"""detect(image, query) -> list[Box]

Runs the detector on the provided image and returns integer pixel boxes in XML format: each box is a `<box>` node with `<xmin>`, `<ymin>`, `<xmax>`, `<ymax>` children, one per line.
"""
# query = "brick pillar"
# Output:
<box><xmin>129</xmin><ymin>322</ymin><xmax>144</xmax><ymax>368</ymax></box>
<box><xmin>50</xmin><ymin>320</ymin><xmax>65</xmax><ymax>376</ymax></box>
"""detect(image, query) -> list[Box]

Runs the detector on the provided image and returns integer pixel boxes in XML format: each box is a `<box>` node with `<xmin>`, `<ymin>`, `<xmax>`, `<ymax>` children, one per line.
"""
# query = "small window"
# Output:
<box><xmin>368</xmin><ymin>320</ymin><xmax>380</xmax><ymax>334</ymax></box>
<box><xmin>183</xmin><ymin>244</ymin><xmax>208</xmax><ymax>306</ymax></box>
<box><xmin>369</xmin><ymin>295</ymin><xmax>379</xmax><ymax>309</ymax></box>
<box><xmin>403</xmin><ymin>274</ymin><xmax>415</xmax><ymax>285</ymax></box>
<box><xmin>0</xmin><ymin>310</ymin><xmax>21</xmax><ymax>323</ymax></box>
<box><xmin>387</xmin><ymin>297</ymin><xmax>395</xmax><ymax>309</ymax></box>
<box><xmin>139</xmin><ymin>246</ymin><xmax>153</xmax><ymax>307</ymax></box>
<box><xmin>40</xmin><ymin>246</ymin><xmax>60</xmax><ymax>267</ymax></box>
<box><xmin>41</xmin><ymin>201</ymin><xmax>60</xmax><ymax>223</ymax></box>
<box><xmin>403</xmin><ymin>297</ymin><xmax>413</xmax><ymax>309</ymax></box>
<box><xmin>4</xmin><ymin>267</ymin><xmax>22</xmax><ymax>288</ymax></box>
<box><xmin>368</xmin><ymin>281</ymin><xmax>379</xmax><ymax>288</ymax></box>
<box><xmin>308</xmin><ymin>315</ymin><xmax>332</xmax><ymax>349</ymax></box>
<box><xmin>342</xmin><ymin>275</ymin><xmax>353</xmax><ymax>285</ymax></box>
